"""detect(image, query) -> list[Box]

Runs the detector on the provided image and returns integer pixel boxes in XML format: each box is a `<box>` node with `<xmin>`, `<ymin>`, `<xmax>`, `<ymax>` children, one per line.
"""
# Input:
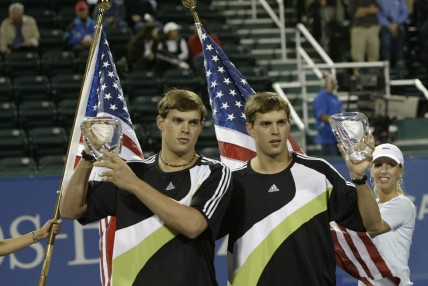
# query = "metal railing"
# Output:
<box><xmin>243</xmin><ymin>2</ymin><xmax>428</xmax><ymax>151</ymax></box>
<box><xmin>273</xmin><ymin>23</ymin><xmax>428</xmax><ymax>152</ymax></box>
<box><xmin>250</xmin><ymin>0</ymin><xmax>286</xmax><ymax>60</ymax></box>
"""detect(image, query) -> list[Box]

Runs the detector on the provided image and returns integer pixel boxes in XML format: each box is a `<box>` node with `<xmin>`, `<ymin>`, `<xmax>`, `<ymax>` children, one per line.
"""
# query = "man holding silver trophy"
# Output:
<box><xmin>220</xmin><ymin>92</ymin><xmax>381</xmax><ymax>285</ymax></box>
<box><xmin>60</xmin><ymin>89</ymin><xmax>232</xmax><ymax>285</ymax></box>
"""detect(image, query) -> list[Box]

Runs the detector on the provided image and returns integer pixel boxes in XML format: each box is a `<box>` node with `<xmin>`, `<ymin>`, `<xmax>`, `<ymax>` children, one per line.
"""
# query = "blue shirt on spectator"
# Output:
<box><xmin>63</xmin><ymin>17</ymin><xmax>96</xmax><ymax>48</ymax></box>
<box><xmin>313</xmin><ymin>88</ymin><xmax>342</xmax><ymax>145</ymax></box>
<box><xmin>377</xmin><ymin>0</ymin><xmax>408</xmax><ymax>26</ymax></box>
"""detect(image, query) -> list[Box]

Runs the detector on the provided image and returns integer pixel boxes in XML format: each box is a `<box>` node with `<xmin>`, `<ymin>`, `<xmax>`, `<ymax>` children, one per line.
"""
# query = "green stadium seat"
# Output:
<box><xmin>13</xmin><ymin>75</ymin><xmax>51</xmax><ymax>103</ymax></box>
<box><xmin>0</xmin><ymin>76</ymin><xmax>13</xmax><ymax>102</ymax></box>
<box><xmin>26</xmin><ymin>7</ymin><xmax>59</xmax><ymax>30</ymax></box>
<box><xmin>0</xmin><ymin>102</ymin><xmax>18</xmax><ymax>128</ymax></box>
<box><xmin>124</xmin><ymin>71</ymin><xmax>161</xmax><ymax>99</ymax></box>
<box><xmin>199</xmin><ymin>146</ymin><xmax>221</xmax><ymax>161</ymax></box>
<box><xmin>41</xmin><ymin>50</ymin><xmax>76</xmax><ymax>77</ymax></box>
<box><xmin>131</xmin><ymin>96</ymin><xmax>160</xmax><ymax>125</ymax></box>
<box><xmin>28</xmin><ymin>126</ymin><xmax>68</xmax><ymax>159</ymax></box>
<box><xmin>0</xmin><ymin>128</ymin><xmax>30</xmax><ymax>158</ymax></box>
<box><xmin>161</xmin><ymin>69</ymin><xmax>201</xmax><ymax>94</ymax></box>
<box><xmin>0</xmin><ymin>156</ymin><xmax>37</xmax><ymax>177</ymax></box>
<box><xmin>57</xmin><ymin>99</ymin><xmax>78</xmax><ymax>131</ymax></box>
<box><xmin>37</xmin><ymin>154</ymin><xmax>66</xmax><ymax>175</ymax></box>
<box><xmin>196</xmin><ymin>124</ymin><xmax>218</xmax><ymax>150</ymax></box>
<box><xmin>4</xmin><ymin>51</ymin><xmax>41</xmax><ymax>78</ymax></box>
<box><xmin>50</xmin><ymin>73</ymin><xmax>83</xmax><ymax>103</ymax></box>
<box><xmin>18</xmin><ymin>100</ymin><xmax>58</xmax><ymax>129</ymax></box>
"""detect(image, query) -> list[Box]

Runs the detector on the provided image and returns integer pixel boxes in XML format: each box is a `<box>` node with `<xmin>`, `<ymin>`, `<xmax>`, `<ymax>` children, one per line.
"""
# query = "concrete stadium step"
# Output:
<box><xmin>227</xmin><ymin>18</ymin><xmax>277</xmax><ymax>29</ymax></box>
<box><xmin>236</xmin><ymin>27</ymin><xmax>295</xmax><ymax>40</ymax></box>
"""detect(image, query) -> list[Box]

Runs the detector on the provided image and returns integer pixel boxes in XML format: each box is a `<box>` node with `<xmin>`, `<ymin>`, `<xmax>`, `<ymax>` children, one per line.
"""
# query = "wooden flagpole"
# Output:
<box><xmin>37</xmin><ymin>1</ymin><xmax>112</xmax><ymax>285</ymax></box>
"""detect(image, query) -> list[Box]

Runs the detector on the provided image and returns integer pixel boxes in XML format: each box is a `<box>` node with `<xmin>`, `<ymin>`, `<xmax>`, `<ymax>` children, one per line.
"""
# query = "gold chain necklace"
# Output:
<box><xmin>159</xmin><ymin>150</ymin><xmax>196</xmax><ymax>167</ymax></box>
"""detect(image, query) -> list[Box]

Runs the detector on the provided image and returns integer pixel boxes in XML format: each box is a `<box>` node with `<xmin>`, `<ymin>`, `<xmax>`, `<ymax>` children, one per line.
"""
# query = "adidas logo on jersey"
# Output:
<box><xmin>268</xmin><ymin>184</ymin><xmax>280</xmax><ymax>193</ymax></box>
<box><xmin>166</xmin><ymin>182</ymin><xmax>175</xmax><ymax>191</ymax></box>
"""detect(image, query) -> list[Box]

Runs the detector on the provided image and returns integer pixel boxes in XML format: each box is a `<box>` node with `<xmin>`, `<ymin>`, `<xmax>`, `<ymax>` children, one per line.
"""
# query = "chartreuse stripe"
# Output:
<box><xmin>232</xmin><ymin>191</ymin><xmax>330</xmax><ymax>286</ymax></box>
<box><xmin>112</xmin><ymin>226</ymin><xmax>177</xmax><ymax>285</ymax></box>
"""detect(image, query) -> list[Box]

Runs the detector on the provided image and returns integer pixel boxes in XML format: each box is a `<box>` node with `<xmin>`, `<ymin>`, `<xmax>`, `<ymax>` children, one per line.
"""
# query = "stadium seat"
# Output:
<box><xmin>18</xmin><ymin>100</ymin><xmax>58</xmax><ymax>129</ymax></box>
<box><xmin>57</xmin><ymin>99</ymin><xmax>78</xmax><ymax>131</ymax></box>
<box><xmin>124</xmin><ymin>71</ymin><xmax>161</xmax><ymax>99</ymax></box>
<box><xmin>105</xmin><ymin>29</ymin><xmax>133</xmax><ymax>60</ymax></box>
<box><xmin>0</xmin><ymin>76</ymin><xmax>13</xmax><ymax>102</ymax></box>
<box><xmin>157</xmin><ymin>4</ymin><xmax>192</xmax><ymax>25</ymax></box>
<box><xmin>39</xmin><ymin>28</ymin><xmax>64</xmax><ymax>49</ymax></box>
<box><xmin>199</xmin><ymin>146</ymin><xmax>221</xmax><ymax>161</ymax></box>
<box><xmin>247</xmin><ymin>76</ymin><xmax>273</xmax><ymax>92</ymax></box>
<box><xmin>26</xmin><ymin>7</ymin><xmax>59</xmax><ymax>30</ymax></box>
<box><xmin>0</xmin><ymin>56</ymin><xmax>5</xmax><ymax>76</ymax></box>
<box><xmin>4</xmin><ymin>51</ymin><xmax>41</xmax><ymax>78</ymax></box>
<box><xmin>0</xmin><ymin>102</ymin><xmax>18</xmax><ymax>128</ymax></box>
<box><xmin>131</xmin><ymin>96</ymin><xmax>160</xmax><ymax>125</ymax></box>
<box><xmin>0</xmin><ymin>128</ymin><xmax>30</xmax><ymax>158</ymax></box>
<box><xmin>195</xmin><ymin>124</ymin><xmax>218</xmax><ymax>150</ymax></box>
<box><xmin>138</xmin><ymin>122</ymin><xmax>162</xmax><ymax>152</ymax></box>
<box><xmin>0</xmin><ymin>156</ymin><xmax>37</xmax><ymax>177</ymax></box>
<box><xmin>50</xmin><ymin>73</ymin><xmax>83</xmax><ymax>103</ymax></box>
<box><xmin>13</xmin><ymin>75</ymin><xmax>51</xmax><ymax>103</ymax></box>
<box><xmin>42</xmin><ymin>50</ymin><xmax>76</xmax><ymax>77</ymax></box>
<box><xmin>37</xmin><ymin>154</ymin><xmax>66</xmax><ymax>175</ymax></box>
<box><xmin>161</xmin><ymin>69</ymin><xmax>201</xmax><ymax>94</ymax></box>
<box><xmin>28</xmin><ymin>126</ymin><xmax>68</xmax><ymax>159</ymax></box>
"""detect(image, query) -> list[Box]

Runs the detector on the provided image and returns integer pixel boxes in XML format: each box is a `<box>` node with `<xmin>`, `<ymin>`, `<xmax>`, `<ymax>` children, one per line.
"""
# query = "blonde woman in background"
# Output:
<box><xmin>359</xmin><ymin>143</ymin><xmax>416</xmax><ymax>286</ymax></box>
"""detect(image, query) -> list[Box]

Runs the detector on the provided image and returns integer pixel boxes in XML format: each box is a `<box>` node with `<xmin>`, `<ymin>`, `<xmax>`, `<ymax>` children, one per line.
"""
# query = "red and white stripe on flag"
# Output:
<box><xmin>331</xmin><ymin>222</ymin><xmax>400</xmax><ymax>285</ymax></box>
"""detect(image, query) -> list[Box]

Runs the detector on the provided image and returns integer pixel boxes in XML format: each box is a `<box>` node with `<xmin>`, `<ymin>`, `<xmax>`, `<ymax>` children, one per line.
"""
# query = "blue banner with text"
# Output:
<box><xmin>1</xmin><ymin>156</ymin><xmax>427</xmax><ymax>286</ymax></box>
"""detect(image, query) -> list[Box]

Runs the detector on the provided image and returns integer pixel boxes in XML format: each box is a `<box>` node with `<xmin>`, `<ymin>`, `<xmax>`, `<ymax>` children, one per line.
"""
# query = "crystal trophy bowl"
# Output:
<box><xmin>328</xmin><ymin>112</ymin><xmax>371</xmax><ymax>161</ymax></box>
<box><xmin>80</xmin><ymin>116</ymin><xmax>123</xmax><ymax>160</ymax></box>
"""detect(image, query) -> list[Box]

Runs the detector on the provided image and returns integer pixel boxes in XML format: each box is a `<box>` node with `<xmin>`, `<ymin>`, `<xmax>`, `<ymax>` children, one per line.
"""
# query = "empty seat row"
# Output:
<box><xmin>0</xmin><ymin>100</ymin><xmax>73</xmax><ymax>130</ymax></box>
<box><xmin>0</xmin><ymin>154</ymin><xmax>66</xmax><ymax>178</ymax></box>
<box><xmin>0</xmin><ymin>126</ymin><xmax>68</xmax><ymax>160</ymax></box>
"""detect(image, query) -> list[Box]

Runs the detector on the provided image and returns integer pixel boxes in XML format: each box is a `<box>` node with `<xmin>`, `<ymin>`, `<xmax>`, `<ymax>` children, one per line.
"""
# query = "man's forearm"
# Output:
<box><xmin>60</xmin><ymin>159</ymin><xmax>93</xmax><ymax>219</ymax></box>
<box><xmin>355</xmin><ymin>183</ymin><xmax>381</xmax><ymax>231</ymax></box>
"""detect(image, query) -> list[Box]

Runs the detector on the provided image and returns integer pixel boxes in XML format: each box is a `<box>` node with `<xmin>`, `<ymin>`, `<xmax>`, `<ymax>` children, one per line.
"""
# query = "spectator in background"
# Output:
<box><xmin>156</xmin><ymin>21</ymin><xmax>190</xmax><ymax>76</ymax></box>
<box><xmin>0</xmin><ymin>219</ymin><xmax>61</xmax><ymax>256</ymax></box>
<box><xmin>348</xmin><ymin>0</ymin><xmax>380</xmax><ymax>75</ymax></box>
<box><xmin>313</xmin><ymin>74</ymin><xmax>342</xmax><ymax>156</ymax></box>
<box><xmin>377</xmin><ymin>0</ymin><xmax>409</xmax><ymax>69</ymax></box>
<box><xmin>319</xmin><ymin>0</ymin><xmax>346</xmax><ymax>48</ymax></box>
<box><xmin>413</xmin><ymin>0</ymin><xmax>428</xmax><ymax>69</ymax></box>
<box><xmin>188</xmin><ymin>20</ymin><xmax>222</xmax><ymax>76</ymax></box>
<box><xmin>419</xmin><ymin>15</ymin><xmax>428</xmax><ymax>69</ymax></box>
<box><xmin>412</xmin><ymin>0</ymin><xmax>428</xmax><ymax>30</ymax></box>
<box><xmin>0</xmin><ymin>2</ymin><xmax>40</xmax><ymax>56</ymax></box>
<box><xmin>92</xmin><ymin>0</ymin><xmax>129</xmax><ymax>33</ymax></box>
<box><xmin>320</xmin><ymin>0</ymin><xmax>337</xmax><ymax>49</ymax></box>
<box><xmin>63</xmin><ymin>1</ymin><xmax>96</xmax><ymax>55</ymax></box>
<box><xmin>127</xmin><ymin>23</ymin><xmax>159</xmax><ymax>71</ymax></box>
<box><xmin>102</xmin><ymin>11</ymin><xmax>129</xmax><ymax>34</ymax></box>
<box><xmin>124</xmin><ymin>0</ymin><xmax>157</xmax><ymax>32</ymax></box>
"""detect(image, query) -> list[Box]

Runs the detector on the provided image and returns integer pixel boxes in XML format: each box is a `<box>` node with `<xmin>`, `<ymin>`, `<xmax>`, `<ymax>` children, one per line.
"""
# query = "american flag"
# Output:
<box><xmin>197</xmin><ymin>24</ymin><xmax>302</xmax><ymax>169</ymax></box>
<box><xmin>196</xmin><ymin>24</ymin><xmax>399</xmax><ymax>285</ymax></box>
<box><xmin>62</xmin><ymin>30</ymin><xmax>144</xmax><ymax>286</ymax></box>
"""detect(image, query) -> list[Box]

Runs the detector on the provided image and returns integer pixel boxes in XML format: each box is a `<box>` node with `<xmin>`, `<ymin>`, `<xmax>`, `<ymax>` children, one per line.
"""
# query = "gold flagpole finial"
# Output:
<box><xmin>182</xmin><ymin>0</ymin><xmax>200</xmax><ymax>24</ymax></box>
<box><xmin>97</xmin><ymin>0</ymin><xmax>112</xmax><ymax>13</ymax></box>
